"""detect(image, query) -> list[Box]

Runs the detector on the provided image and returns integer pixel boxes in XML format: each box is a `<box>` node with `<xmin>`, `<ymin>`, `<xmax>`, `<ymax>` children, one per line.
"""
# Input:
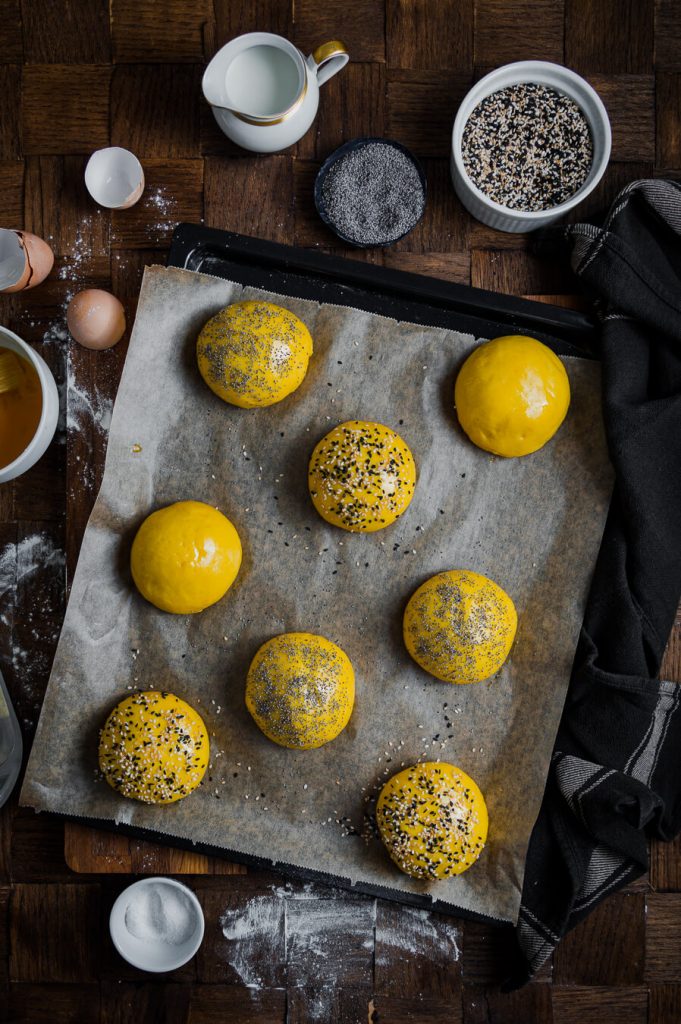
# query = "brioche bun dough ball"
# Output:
<box><xmin>403</xmin><ymin>569</ymin><xmax>517</xmax><ymax>684</ymax></box>
<box><xmin>245</xmin><ymin>632</ymin><xmax>355</xmax><ymax>749</ymax></box>
<box><xmin>98</xmin><ymin>691</ymin><xmax>209</xmax><ymax>804</ymax></box>
<box><xmin>196</xmin><ymin>300</ymin><xmax>313</xmax><ymax>408</ymax></box>
<box><xmin>455</xmin><ymin>334</ymin><xmax>570</xmax><ymax>457</ymax></box>
<box><xmin>308</xmin><ymin>420</ymin><xmax>416</xmax><ymax>532</ymax></box>
<box><xmin>377</xmin><ymin>762</ymin><xmax>488</xmax><ymax>879</ymax></box>
<box><xmin>131</xmin><ymin>500</ymin><xmax>242</xmax><ymax>614</ymax></box>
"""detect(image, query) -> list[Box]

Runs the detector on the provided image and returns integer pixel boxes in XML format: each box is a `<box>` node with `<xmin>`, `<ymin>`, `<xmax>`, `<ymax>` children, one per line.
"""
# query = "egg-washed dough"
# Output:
<box><xmin>455</xmin><ymin>334</ymin><xmax>571</xmax><ymax>458</ymax></box>
<box><xmin>196</xmin><ymin>300</ymin><xmax>313</xmax><ymax>408</ymax></box>
<box><xmin>131</xmin><ymin>500</ymin><xmax>242</xmax><ymax>614</ymax></box>
<box><xmin>376</xmin><ymin>762</ymin><xmax>488</xmax><ymax>879</ymax></box>
<box><xmin>245</xmin><ymin>632</ymin><xmax>355</xmax><ymax>749</ymax></box>
<box><xmin>98</xmin><ymin>691</ymin><xmax>209</xmax><ymax>804</ymax></box>
<box><xmin>403</xmin><ymin>569</ymin><xmax>517</xmax><ymax>684</ymax></box>
<box><xmin>308</xmin><ymin>420</ymin><xmax>416</xmax><ymax>533</ymax></box>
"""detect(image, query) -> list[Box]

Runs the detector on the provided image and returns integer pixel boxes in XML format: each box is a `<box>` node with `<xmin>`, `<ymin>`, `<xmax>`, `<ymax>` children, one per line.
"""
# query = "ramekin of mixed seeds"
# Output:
<box><xmin>451</xmin><ymin>61</ymin><xmax>611</xmax><ymax>233</ymax></box>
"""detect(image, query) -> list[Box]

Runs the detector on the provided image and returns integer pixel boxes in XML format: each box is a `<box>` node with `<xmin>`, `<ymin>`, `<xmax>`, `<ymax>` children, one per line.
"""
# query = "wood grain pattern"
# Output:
<box><xmin>566</xmin><ymin>0</ymin><xmax>654</xmax><ymax>74</ymax></box>
<box><xmin>20</xmin><ymin>0</ymin><xmax>111</xmax><ymax>64</ymax></box>
<box><xmin>387</xmin><ymin>0</ymin><xmax>473</xmax><ymax>72</ymax></box>
<box><xmin>1</xmin><ymin>2</ymin><xmax>681</xmax><ymax>1020</ymax></box>
<box><xmin>553</xmin><ymin>894</ymin><xmax>646</xmax><ymax>986</ymax></box>
<box><xmin>474</xmin><ymin>0</ymin><xmax>564</xmax><ymax>67</ymax></box>
<box><xmin>21</xmin><ymin>64</ymin><xmax>111</xmax><ymax>155</ymax></box>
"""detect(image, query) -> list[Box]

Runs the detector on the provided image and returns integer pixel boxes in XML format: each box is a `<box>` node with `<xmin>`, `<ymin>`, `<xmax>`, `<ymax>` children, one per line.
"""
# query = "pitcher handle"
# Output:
<box><xmin>309</xmin><ymin>40</ymin><xmax>349</xmax><ymax>87</ymax></box>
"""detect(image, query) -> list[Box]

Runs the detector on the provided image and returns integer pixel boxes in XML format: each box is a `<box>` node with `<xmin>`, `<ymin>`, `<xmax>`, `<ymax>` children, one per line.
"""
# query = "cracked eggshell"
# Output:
<box><xmin>0</xmin><ymin>228</ymin><xmax>54</xmax><ymax>293</ymax></box>
<box><xmin>67</xmin><ymin>289</ymin><xmax>127</xmax><ymax>350</ymax></box>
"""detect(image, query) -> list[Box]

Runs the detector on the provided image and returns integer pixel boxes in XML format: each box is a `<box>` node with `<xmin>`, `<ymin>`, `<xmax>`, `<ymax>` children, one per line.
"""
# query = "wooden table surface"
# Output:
<box><xmin>2</xmin><ymin>2</ymin><xmax>681</xmax><ymax>1022</ymax></box>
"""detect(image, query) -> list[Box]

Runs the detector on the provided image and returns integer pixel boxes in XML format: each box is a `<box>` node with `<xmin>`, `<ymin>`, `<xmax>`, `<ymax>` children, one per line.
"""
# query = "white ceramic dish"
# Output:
<box><xmin>109</xmin><ymin>877</ymin><xmax>205</xmax><ymax>973</ymax></box>
<box><xmin>451</xmin><ymin>61</ymin><xmax>611</xmax><ymax>232</ymax></box>
<box><xmin>0</xmin><ymin>326</ymin><xmax>60</xmax><ymax>484</ymax></box>
<box><xmin>85</xmin><ymin>147</ymin><xmax>145</xmax><ymax>209</ymax></box>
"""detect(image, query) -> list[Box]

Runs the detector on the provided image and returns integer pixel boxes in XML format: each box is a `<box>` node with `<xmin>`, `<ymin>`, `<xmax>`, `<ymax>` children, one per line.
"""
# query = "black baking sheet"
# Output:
<box><xmin>54</xmin><ymin>224</ymin><xmax>598</xmax><ymax>919</ymax></box>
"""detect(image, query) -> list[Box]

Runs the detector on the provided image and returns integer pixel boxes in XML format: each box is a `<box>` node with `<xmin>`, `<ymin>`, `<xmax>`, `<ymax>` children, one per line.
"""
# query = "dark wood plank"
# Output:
<box><xmin>655</xmin><ymin>0</ymin><xmax>681</xmax><ymax>72</ymax></box>
<box><xmin>0</xmin><ymin>65</ymin><xmax>21</xmax><ymax>159</ymax></box>
<box><xmin>387</xmin><ymin>70</ymin><xmax>472</xmax><ymax>158</ymax></box>
<box><xmin>111</xmin><ymin>0</ymin><xmax>213</xmax><ymax>63</ymax></box>
<box><xmin>474</xmin><ymin>0</ymin><xmax>564</xmax><ymax>67</ymax></box>
<box><xmin>100</xmin><ymin>982</ymin><xmax>191</xmax><ymax>1024</ymax></box>
<box><xmin>293</xmin><ymin>0</ymin><xmax>386</xmax><ymax>64</ymax></box>
<box><xmin>387</xmin><ymin>0</ymin><xmax>473</xmax><ymax>72</ymax></box>
<box><xmin>9</xmin><ymin>808</ymin><xmax>72</xmax><ymax>882</ymax></box>
<box><xmin>286</xmin><ymin>894</ymin><xmax>375</xmax><ymax>991</ymax></box>
<box><xmin>463</xmin><ymin>983</ymin><xmax>553</xmax><ymax>1024</ymax></box>
<box><xmin>111</xmin><ymin>64</ymin><xmax>203</xmax><ymax>159</ymax></box>
<box><xmin>649</xmin><ymin>985</ymin><xmax>681</xmax><ymax>1024</ymax></box>
<box><xmin>194</xmin><ymin>877</ymin><xmax>286</xmax><ymax>985</ymax></box>
<box><xmin>551</xmin><ymin>986</ymin><xmax>648</xmax><ymax>1024</ymax></box>
<box><xmin>471</xmin><ymin>249</ymin><xmax>571</xmax><ymax>295</ymax></box>
<box><xmin>384</xmin><ymin>251</ymin><xmax>471</xmax><ymax>284</ymax></box>
<box><xmin>0</xmin><ymin>161</ymin><xmax>23</xmax><ymax>228</ymax></box>
<box><xmin>204</xmin><ymin>155</ymin><xmax>294</xmax><ymax>243</ymax></box>
<box><xmin>645</xmin><ymin>893</ymin><xmax>681</xmax><ymax>982</ymax></box>
<box><xmin>10</xmin><ymin>883</ymin><xmax>100</xmax><ymax>982</ymax></box>
<box><xmin>8</xmin><ymin>983</ymin><xmax>100</xmax><ymax>1024</ymax></box>
<box><xmin>296</xmin><ymin>61</ymin><xmax>386</xmax><ymax>162</ymax></box>
<box><xmin>553</xmin><ymin>893</ymin><xmax>646</xmax><ymax>985</ymax></box>
<box><xmin>371</xmin><ymin>995</ymin><xmax>462</xmax><ymax>1024</ymax></box>
<box><xmin>375</xmin><ymin>901</ymin><xmax>462</xmax><ymax>1005</ymax></box>
<box><xmin>187</xmin><ymin>984</ymin><xmax>286</xmax><ymax>1024</ymax></box>
<box><xmin>110</xmin><ymin>159</ymin><xmax>204</xmax><ymax>250</ymax></box>
<box><xmin>0</xmin><ymin>885</ymin><xmax>9</xmax><ymax>983</ymax></box>
<box><xmin>211</xmin><ymin>0</ymin><xmax>292</xmax><ymax>53</ymax></box>
<box><xmin>656</xmin><ymin>74</ymin><xmax>681</xmax><ymax>170</ymax></box>
<box><xmin>585</xmin><ymin>75</ymin><xmax>656</xmax><ymax>163</ymax></box>
<box><xmin>566</xmin><ymin>0</ymin><xmax>654</xmax><ymax>74</ymax></box>
<box><xmin>21</xmin><ymin>64</ymin><xmax>111</xmax><ymax>155</ymax></box>
<box><xmin>651</xmin><ymin>833</ymin><xmax>681</xmax><ymax>891</ymax></box>
<box><xmin>0</xmin><ymin>1</ymin><xmax>23</xmax><ymax>63</ymax></box>
<box><xmin>20</xmin><ymin>0</ymin><xmax>111</xmax><ymax>64</ymax></box>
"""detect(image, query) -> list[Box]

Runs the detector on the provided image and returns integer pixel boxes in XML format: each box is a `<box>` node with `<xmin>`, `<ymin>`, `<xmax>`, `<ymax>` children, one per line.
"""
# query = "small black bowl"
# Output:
<box><xmin>314</xmin><ymin>136</ymin><xmax>427</xmax><ymax>248</ymax></box>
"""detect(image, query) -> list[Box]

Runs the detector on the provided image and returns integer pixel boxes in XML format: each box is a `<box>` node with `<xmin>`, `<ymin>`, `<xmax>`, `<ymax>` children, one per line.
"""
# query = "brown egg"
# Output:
<box><xmin>67</xmin><ymin>289</ymin><xmax>126</xmax><ymax>350</ymax></box>
<box><xmin>0</xmin><ymin>229</ymin><xmax>54</xmax><ymax>293</ymax></box>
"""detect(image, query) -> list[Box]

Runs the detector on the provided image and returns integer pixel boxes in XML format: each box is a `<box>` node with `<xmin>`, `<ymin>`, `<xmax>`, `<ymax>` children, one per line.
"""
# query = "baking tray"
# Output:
<box><xmin>56</xmin><ymin>224</ymin><xmax>599</xmax><ymax>921</ymax></box>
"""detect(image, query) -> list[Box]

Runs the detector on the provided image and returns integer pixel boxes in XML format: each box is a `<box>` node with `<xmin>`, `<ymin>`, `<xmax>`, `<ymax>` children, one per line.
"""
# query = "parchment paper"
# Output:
<box><xmin>22</xmin><ymin>265</ymin><xmax>613</xmax><ymax>924</ymax></box>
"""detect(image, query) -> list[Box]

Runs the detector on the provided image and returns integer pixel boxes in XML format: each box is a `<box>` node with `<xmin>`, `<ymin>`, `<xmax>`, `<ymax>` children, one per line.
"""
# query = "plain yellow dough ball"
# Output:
<box><xmin>131</xmin><ymin>500</ymin><xmax>242</xmax><ymax>614</ymax></box>
<box><xmin>196</xmin><ymin>300</ymin><xmax>313</xmax><ymax>408</ymax></box>
<box><xmin>308</xmin><ymin>420</ymin><xmax>416</xmax><ymax>532</ymax></box>
<box><xmin>403</xmin><ymin>569</ymin><xmax>517</xmax><ymax>684</ymax></box>
<box><xmin>245</xmin><ymin>632</ymin><xmax>355</xmax><ymax>749</ymax></box>
<box><xmin>454</xmin><ymin>334</ymin><xmax>571</xmax><ymax>457</ymax></box>
<box><xmin>377</xmin><ymin>762</ymin><xmax>488</xmax><ymax>879</ymax></box>
<box><xmin>98</xmin><ymin>691</ymin><xmax>209</xmax><ymax>804</ymax></box>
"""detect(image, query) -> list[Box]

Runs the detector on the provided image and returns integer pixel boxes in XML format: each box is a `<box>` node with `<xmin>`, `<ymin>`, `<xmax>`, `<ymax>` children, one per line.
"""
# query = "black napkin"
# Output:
<box><xmin>509</xmin><ymin>179</ymin><xmax>681</xmax><ymax>985</ymax></box>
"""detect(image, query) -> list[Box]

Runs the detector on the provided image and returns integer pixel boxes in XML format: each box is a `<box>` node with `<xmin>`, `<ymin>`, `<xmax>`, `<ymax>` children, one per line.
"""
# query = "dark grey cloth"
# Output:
<box><xmin>509</xmin><ymin>179</ymin><xmax>681</xmax><ymax>985</ymax></box>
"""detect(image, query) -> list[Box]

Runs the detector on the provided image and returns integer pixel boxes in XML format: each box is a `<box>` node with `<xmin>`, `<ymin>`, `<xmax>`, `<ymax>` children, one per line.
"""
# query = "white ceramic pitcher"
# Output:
<box><xmin>202</xmin><ymin>32</ymin><xmax>349</xmax><ymax>153</ymax></box>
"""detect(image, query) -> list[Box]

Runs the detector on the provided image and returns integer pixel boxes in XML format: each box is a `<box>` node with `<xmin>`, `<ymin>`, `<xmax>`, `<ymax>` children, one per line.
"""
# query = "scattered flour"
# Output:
<box><xmin>218</xmin><ymin>885</ymin><xmax>461</xmax><ymax>1019</ymax></box>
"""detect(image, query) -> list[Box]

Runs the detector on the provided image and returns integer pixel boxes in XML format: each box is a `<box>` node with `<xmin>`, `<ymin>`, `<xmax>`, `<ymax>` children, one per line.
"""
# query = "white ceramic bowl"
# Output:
<box><xmin>451</xmin><ymin>61</ymin><xmax>611</xmax><ymax>232</ymax></box>
<box><xmin>0</xmin><ymin>326</ymin><xmax>60</xmax><ymax>484</ymax></box>
<box><xmin>109</xmin><ymin>877</ymin><xmax>205</xmax><ymax>973</ymax></box>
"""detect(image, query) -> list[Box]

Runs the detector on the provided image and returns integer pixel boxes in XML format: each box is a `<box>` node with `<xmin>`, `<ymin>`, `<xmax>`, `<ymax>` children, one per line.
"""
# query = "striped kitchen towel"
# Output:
<box><xmin>510</xmin><ymin>179</ymin><xmax>681</xmax><ymax>985</ymax></box>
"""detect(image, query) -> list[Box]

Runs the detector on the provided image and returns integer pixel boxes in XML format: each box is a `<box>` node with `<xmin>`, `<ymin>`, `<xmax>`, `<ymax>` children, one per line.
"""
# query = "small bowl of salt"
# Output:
<box><xmin>109</xmin><ymin>876</ymin><xmax>204</xmax><ymax>973</ymax></box>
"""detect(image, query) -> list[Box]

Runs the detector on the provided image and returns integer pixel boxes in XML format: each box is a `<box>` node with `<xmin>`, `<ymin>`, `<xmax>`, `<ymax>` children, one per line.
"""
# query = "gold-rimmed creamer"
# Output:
<box><xmin>202</xmin><ymin>32</ymin><xmax>348</xmax><ymax>153</ymax></box>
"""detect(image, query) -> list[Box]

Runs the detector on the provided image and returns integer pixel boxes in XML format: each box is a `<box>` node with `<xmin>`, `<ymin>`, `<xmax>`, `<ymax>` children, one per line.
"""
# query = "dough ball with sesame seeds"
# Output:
<box><xmin>308</xmin><ymin>420</ymin><xmax>416</xmax><ymax>533</ymax></box>
<box><xmin>98</xmin><ymin>691</ymin><xmax>209</xmax><ymax>804</ymax></box>
<box><xmin>377</xmin><ymin>762</ymin><xmax>488</xmax><ymax>879</ymax></box>
<box><xmin>403</xmin><ymin>569</ymin><xmax>517</xmax><ymax>684</ymax></box>
<box><xmin>245</xmin><ymin>632</ymin><xmax>355</xmax><ymax>750</ymax></box>
<box><xmin>196</xmin><ymin>300</ymin><xmax>313</xmax><ymax>409</ymax></box>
